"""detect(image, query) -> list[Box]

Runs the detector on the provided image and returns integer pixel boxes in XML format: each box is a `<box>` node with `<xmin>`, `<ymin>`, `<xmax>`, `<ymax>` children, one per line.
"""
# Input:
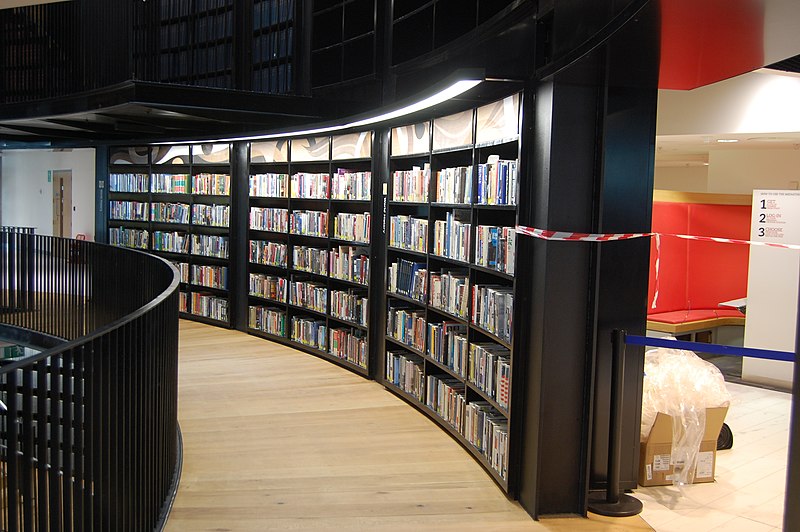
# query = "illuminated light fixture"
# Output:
<box><xmin>716</xmin><ymin>139</ymin><xmax>739</xmax><ymax>143</ymax></box>
<box><xmin>152</xmin><ymin>72</ymin><xmax>483</xmax><ymax>145</ymax></box>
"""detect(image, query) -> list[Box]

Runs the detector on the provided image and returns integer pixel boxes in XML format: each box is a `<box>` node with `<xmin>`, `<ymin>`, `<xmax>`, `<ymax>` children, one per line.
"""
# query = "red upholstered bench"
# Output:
<box><xmin>647</xmin><ymin>309</ymin><xmax>745</xmax><ymax>335</ymax></box>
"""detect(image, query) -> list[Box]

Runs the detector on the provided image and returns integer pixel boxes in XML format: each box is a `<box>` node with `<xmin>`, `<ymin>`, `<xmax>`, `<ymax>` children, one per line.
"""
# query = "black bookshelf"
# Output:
<box><xmin>381</xmin><ymin>93</ymin><xmax>521</xmax><ymax>492</ymax></box>
<box><xmin>246</xmin><ymin>132</ymin><xmax>375</xmax><ymax>376</ymax></box>
<box><xmin>108</xmin><ymin>143</ymin><xmax>233</xmax><ymax>327</ymax></box>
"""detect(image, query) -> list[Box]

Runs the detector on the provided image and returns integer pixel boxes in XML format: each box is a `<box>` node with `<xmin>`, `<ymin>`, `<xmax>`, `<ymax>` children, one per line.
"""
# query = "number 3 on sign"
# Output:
<box><xmin>758</xmin><ymin>227</ymin><xmax>765</xmax><ymax>237</ymax></box>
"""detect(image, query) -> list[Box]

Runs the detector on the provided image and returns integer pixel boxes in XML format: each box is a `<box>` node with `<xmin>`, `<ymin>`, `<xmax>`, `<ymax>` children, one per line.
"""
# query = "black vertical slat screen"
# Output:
<box><xmin>0</xmin><ymin>227</ymin><xmax>180</xmax><ymax>531</ymax></box>
<box><xmin>1</xmin><ymin>0</ymin><xmax>301</xmax><ymax>103</ymax></box>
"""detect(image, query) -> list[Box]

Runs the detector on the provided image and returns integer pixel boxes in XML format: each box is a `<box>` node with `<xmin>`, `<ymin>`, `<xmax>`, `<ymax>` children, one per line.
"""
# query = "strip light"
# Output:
<box><xmin>153</xmin><ymin>78</ymin><xmax>482</xmax><ymax>145</ymax></box>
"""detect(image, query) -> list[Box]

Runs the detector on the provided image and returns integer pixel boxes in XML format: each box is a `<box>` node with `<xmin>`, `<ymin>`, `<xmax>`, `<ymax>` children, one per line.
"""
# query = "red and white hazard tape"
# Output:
<box><xmin>515</xmin><ymin>225</ymin><xmax>800</xmax><ymax>250</ymax></box>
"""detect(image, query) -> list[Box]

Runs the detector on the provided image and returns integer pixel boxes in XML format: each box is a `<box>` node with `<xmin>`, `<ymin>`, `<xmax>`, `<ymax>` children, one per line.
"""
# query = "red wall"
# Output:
<box><xmin>648</xmin><ymin>202</ymin><xmax>751</xmax><ymax>315</ymax></box>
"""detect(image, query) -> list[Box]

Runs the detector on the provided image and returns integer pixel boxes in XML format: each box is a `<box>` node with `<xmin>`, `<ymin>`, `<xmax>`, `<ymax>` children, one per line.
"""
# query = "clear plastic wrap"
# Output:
<box><xmin>641</xmin><ymin>342</ymin><xmax>731</xmax><ymax>485</ymax></box>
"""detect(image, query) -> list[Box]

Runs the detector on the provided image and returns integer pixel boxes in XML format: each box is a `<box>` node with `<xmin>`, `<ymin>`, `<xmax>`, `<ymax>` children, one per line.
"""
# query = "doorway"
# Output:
<box><xmin>52</xmin><ymin>169</ymin><xmax>72</xmax><ymax>237</ymax></box>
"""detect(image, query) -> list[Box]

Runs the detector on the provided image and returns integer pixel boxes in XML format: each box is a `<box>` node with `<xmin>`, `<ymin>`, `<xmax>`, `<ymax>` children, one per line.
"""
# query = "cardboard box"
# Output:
<box><xmin>638</xmin><ymin>406</ymin><xmax>728</xmax><ymax>487</ymax></box>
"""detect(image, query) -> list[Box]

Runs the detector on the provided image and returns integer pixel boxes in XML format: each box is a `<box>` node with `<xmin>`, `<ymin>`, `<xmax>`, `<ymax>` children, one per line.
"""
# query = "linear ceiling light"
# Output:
<box><xmin>153</xmin><ymin>77</ymin><xmax>483</xmax><ymax>145</ymax></box>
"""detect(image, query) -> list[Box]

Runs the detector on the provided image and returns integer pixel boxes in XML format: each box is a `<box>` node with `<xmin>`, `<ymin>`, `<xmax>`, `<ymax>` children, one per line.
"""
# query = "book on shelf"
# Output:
<box><xmin>191</xmin><ymin>234</ymin><xmax>229</xmax><ymax>259</ymax></box>
<box><xmin>249</xmin><ymin>272</ymin><xmax>287</xmax><ymax>302</ymax></box>
<box><xmin>476</xmin><ymin>156</ymin><xmax>518</xmax><ymax>206</ymax></box>
<box><xmin>192</xmin><ymin>204</ymin><xmax>230</xmax><ymax>227</ymax></box>
<box><xmin>388</xmin><ymin>215</ymin><xmax>428</xmax><ymax>253</ymax></box>
<box><xmin>329</xmin><ymin>328</ymin><xmax>368</xmax><ymax>368</ymax></box>
<box><xmin>432</xmin><ymin>210</ymin><xmax>471</xmax><ymax>262</ymax></box>
<box><xmin>427</xmin><ymin>321</ymin><xmax>468</xmax><ymax>377</ymax></box>
<box><xmin>249</xmin><ymin>239</ymin><xmax>288</xmax><ymax>267</ymax></box>
<box><xmin>468</xmin><ymin>343</ymin><xmax>511</xmax><ymax>410</ymax></box>
<box><xmin>332</xmin><ymin>168</ymin><xmax>371</xmax><ymax>201</ymax></box>
<box><xmin>151</xmin><ymin>173</ymin><xmax>189</xmax><ymax>194</ymax></box>
<box><xmin>330</xmin><ymin>288</ymin><xmax>368</xmax><ymax>326</ymax></box>
<box><xmin>465</xmin><ymin>401</ymin><xmax>509</xmax><ymax>480</ymax></box>
<box><xmin>387</xmin><ymin>259</ymin><xmax>427</xmax><ymax>302</ymax></box>
<box><xmin>392</xmin><ymin>164</ymin><xmax>430</xmax><ymax>202</ymax></box>
<box><xmin>386</xmin><ymin>350</ymin><xmax>425</xmax><ymax>401</ymax></box>
<box><xmin>110</xmin><ymin>200</ymin><xmax>149</xmax><ymax>221</ymax></box>
<box><xmin>435</xmin><ymin>165</ymin><xmax>473</xmax><ymax>204</ymax></box>
<box><xmin>289</xmin><ymin>280</ymin><xmax>327</xmax><ymax>313</ymax></box>
<box><xmin>109</xmin><ymin>227</ymin><xmax>149</xmax><ymax>249</ymax></box>
<box><xmin>386</xmin><ymin>302</ymin><xmax>426</xmax><ymax>352</ymax></box>
<box><xmin>292</xmin><ymin>245</ymin><xmax>328</xmax><ymax>276</ymax></box>
<box><xmin>191</xmin><ymin>264</ymin><xmax>228</xmax><ymax>289</ymax></box>
<box><xmin>250</xmin><ymin>172</ymin><xmax>288</xmax><ymax>198</ymax></box>
<box><xmin>290</xmin><ymin>172</ymin><xmax>330</xmax><ymax>199</ymax></box>
<box><xmin>471</xmin><ymin>285</ymin><xmax>514</xmax><ymax>343</ymax></box>
<box><xmin>289</xmin><ymin>209</ymin><xmax>328</xmax><ymax>237</ymax></box>
<box><xmin>192</xmin><ymin>173</ymin><xmax>230</xmax><ymax>195</ymax></box>
<box><xmin>329</xmin><ymin>245</ymin><xmax>369</xmax><ymax>285</ymax></box>
<box><xmin>475</xmin><ymin>225</ymin><xmax>516</xmax><ymax>275</ymax></box>
<box><xmin>152</xmin><ymin>231</ymin><xmax>188</xmax><ymax>253</ymax></box>
<box><xmin>171</xmin><ymin>261</ymin><xmax>190</xmax><ymax>283</ymax></box>
<box><xmin>191</xmin><ymin>292</ymin><xmax>228</xmax><ymax>322</ymax></box>
<box><xmin>291</xmin><ymin>316</ymin><xmax>328</xmax><ymax>351</ymax></box>
<box><xmin>109</xmin><ymin>173</ymin><xmax>149</xmax><ymax>193</ymax></box>
<box><xmin>429</xmin><ymin>269</ymin><xmax>470</xmax><ymax>319</ymax></box>
<box><xmin>249</xmin><ymin>305</ymin><xmax>286</xmax><ymax>336</ymax></box>
<box><xmin>425</xmin><ymin>375</ymin><xmax>466</xmax><ymax>433</ymax></box>
<box><xmin>250</xmin><ymin>206</ymin><xmax>288</xmax><ymax>232</ymax></box>
<box><xmin>151</xmin><ymin>202</ymin><xmax>190</xmax><ymax>224</ymax></box>
<box><xmin>179</xmin><ymin>292</ymin><xmax>189</xmax><ymax>313</ymax></box>
<box><xmin>333</xmin><ymin>212</ymin><xmax>370</xmax><ymax>243</ymax></box>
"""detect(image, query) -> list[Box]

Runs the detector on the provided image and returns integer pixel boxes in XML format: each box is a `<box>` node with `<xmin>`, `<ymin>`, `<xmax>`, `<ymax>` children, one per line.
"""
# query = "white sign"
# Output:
<box><xmin>743</xmin><ymin>189</ymin><xmax>800</xmax><ymax>389</ymax></box>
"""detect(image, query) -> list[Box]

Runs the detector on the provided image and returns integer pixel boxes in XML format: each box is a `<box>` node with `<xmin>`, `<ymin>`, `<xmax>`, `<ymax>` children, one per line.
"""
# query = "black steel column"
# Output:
<box><xmin>368</xmin><ymin>127</ymin><xmax>390</xmax><ymax>380</ymax></box>
<box><xmin>95</xmin><ymin>146</ymin><xmax>109</xmax><ymax>243</ymax></box>
<box><xmin>516</xmin><ymin>0</ymin><xmax>658</xmax><ymax>518</ymax></box>
<box><xmin>229</xmin><ymin>141</ymin><xmax>250</xmax><ymax>331</ymax></box>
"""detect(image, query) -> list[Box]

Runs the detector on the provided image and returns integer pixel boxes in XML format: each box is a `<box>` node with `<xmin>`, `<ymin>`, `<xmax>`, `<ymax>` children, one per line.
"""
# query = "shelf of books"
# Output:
<box><xmin>247</xmin><ymin>132</ymin><xmax>374</xmax><ymax>376</ymax></box>
<box><xmin>108</xmin><ymin>143</ymin><xmax>232</xmax><ymax>326</ymax></box>
<box><xmin>382</xmin><ymin>93</ymin><xmax>520</xmax><ymax>491</ymax></box>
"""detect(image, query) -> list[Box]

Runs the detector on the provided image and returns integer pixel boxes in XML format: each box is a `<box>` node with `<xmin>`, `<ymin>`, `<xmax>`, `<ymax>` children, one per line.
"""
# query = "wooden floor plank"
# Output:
<box><xmin>166</xmin><ymin>320</ymin><xmax>652</xmax><ymax>531</ymax></box>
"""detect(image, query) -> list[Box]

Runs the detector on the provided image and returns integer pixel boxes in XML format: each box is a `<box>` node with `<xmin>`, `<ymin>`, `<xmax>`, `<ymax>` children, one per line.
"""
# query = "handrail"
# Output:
<box><xmin>0</xmin><ymin>244</ymin><xmax>179</xmax><ymax>374</ymax></box>
<box><xmin>0</xmin><ymin>231</ymin><xmax>181</xmax><ymax>531</ymax></box>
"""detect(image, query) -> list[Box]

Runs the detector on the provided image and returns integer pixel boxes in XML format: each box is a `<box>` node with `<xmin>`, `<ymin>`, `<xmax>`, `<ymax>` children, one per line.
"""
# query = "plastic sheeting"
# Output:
<box><xmin>641</xmin><ymin>343</ymin><xmax>731</xmax><ymax>485</ymax></box>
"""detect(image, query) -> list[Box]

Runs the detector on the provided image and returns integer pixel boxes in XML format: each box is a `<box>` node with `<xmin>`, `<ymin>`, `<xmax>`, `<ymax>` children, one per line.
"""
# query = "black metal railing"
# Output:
<box><xmin>0</xmin><ymin>232</ymin><xmax>180</xmax><ymax>531</ymax></box>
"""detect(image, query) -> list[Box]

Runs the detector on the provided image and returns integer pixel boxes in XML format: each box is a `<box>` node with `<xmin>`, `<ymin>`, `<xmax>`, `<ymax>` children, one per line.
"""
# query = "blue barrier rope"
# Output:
<box><xmin>625</xmin><ymin>334</ymin><xmax>795</xmax><ymax>363</ymax></box>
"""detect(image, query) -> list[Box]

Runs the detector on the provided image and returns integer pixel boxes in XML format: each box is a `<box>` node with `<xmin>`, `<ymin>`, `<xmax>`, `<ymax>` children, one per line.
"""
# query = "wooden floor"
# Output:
<box><xmin>166</xmin><ymin>320</ymin><xmax>652</xmax><ymax>531</ymax></box>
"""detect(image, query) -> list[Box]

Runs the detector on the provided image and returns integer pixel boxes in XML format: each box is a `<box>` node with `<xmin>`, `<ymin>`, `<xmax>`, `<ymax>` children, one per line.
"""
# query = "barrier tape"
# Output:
<box><xmin>515</xmin><ymin>225</ymin><xmax>800</xmax><ymax>250</ymax></box>
<box><xmin>625</xmin><ymin>334</ymin><xmax>795</xmax><ymax>362</ymax></box>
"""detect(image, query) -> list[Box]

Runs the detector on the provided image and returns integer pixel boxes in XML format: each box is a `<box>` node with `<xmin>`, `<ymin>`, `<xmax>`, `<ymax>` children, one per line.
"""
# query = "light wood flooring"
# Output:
<box><xmin>166</xmin><ymin>320</ymin><xmax>652</xmax><ymax>531</ymax></box>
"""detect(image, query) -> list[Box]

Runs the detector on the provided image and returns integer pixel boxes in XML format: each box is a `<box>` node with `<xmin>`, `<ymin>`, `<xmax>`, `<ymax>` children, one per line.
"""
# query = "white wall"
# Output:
<box><xmin>0</xmin><ymin>148</ymin><xmax>96</xmax><ymax>238</ymax></box>
<box><xmin>654</xmin><ymin>165</ymin><xmax>709</xmax><ymax>192</ymax></box>
<box><xmin>658</xmin><ymin>70</ymin><xmax>800</xmax><ymax>136</ymax></box>
<box><xmin>707</xmin><ymin>149</ymin><xmax>800</xmax><ymax>194</ymax></box>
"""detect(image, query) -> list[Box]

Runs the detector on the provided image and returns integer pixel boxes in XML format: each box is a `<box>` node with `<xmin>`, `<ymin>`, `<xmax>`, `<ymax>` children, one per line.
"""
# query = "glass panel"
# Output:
<box><xmin>153</xmin><ymin>145</ymin><xmax>191</xmax><ymax>165</ymax></box>
<box><xmin>110</xmin><ymin>146</ymin><xmax>151</xmax><ymax>165</ymax></box>
<box><xmin>291</xmin><ymin>136</ymin><xmax>330</xmax><ymax>162</ymax></box>
<box><xmin>332</xmin><ymin>131</ymin><xmax>372</xmax><ymax>160</ymax></box>
<box><xmin>251</xmin><ymin>140</ymin><xmax>289</xmax><ymax>163</ymax></box>
<box><xmin>433</xmin><ymin>109</ymin><xmax>473</xmax><ymax>151</ymax></box>
<box><xmin>391</xmin><ymin>122</ymin><xmax>429</xmax><ymax>156</ymax></box>
<box><xmin>476</xmin><ymin>93</ymin><xmax>521</xmax><ymax>145</ymax></box>
<box><xmin>193</xmin><ymin>143</ymin><xmax>231</xmax><ymax>164</ymax></box>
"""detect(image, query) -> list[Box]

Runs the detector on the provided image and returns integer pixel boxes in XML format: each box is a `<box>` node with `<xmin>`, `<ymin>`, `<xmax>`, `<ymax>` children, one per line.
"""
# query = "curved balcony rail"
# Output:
<box><xmin>0</xmin><ymin>229</ymin><xmax>180</xmax><ymax>531</ymax></box>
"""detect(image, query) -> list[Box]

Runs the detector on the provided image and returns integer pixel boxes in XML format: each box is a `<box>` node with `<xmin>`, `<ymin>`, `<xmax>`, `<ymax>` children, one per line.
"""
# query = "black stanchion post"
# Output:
<box><xmin>588</xmin><ymin>329</ymin><xmax>643</xmax><ymax>517</ymax></box>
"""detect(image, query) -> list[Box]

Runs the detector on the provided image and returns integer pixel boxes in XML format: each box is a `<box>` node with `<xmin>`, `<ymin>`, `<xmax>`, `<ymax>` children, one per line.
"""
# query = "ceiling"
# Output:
<box><xmin>655</xmin><ymin>131</ymin><xmax>800</xmax><ymax>167</ymax></box>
